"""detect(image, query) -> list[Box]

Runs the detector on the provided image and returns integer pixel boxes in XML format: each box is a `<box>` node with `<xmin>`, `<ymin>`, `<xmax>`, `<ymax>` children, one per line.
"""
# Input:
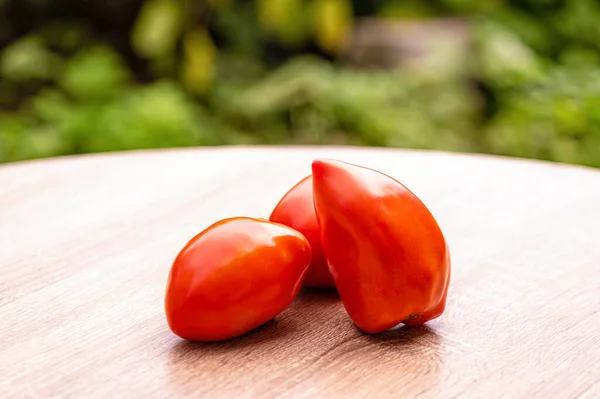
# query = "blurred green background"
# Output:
<box><xmin>1</xmin><ymin>0</ymin><xmax>600</xmax><ymax>166</ymax></box>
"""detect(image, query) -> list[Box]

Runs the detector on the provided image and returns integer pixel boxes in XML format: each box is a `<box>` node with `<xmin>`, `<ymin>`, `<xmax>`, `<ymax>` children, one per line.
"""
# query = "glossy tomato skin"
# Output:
<box><xmin>269</xmin><ymin>176</ymin><xmax>335</xmax><ymax>288</ymax></box>
<box><xmin>312</xmin><ymin>159</ymin><xmax>451</xmax><ymax>334</ymax></box>
<box><xmin>165</xmin><ymin>217</ymin><xmax>312</xmax><ymax>342</ymax></box>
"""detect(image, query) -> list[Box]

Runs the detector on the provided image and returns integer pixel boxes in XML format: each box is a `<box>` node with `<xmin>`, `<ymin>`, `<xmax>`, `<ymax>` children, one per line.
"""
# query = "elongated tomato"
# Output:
<box><xmin>165</xmin><ymin>217</ymin><xmax>312</xmax><ymax>341</ymax></box>
<box><xmin>312</xmin><ymin>159</ymin><xmax>450</xmax><ymax>333</ymax></box>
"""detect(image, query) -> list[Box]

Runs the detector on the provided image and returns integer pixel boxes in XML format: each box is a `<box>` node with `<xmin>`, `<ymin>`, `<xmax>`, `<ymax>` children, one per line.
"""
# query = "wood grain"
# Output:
<box><xmin>1</xmin><ymin>146</ymin><xmax>600</xmax><ymax>399</ymax></box>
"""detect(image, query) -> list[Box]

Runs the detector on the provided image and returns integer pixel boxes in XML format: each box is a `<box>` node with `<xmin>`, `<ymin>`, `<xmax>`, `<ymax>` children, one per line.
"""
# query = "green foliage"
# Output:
<box><xmin>486</xmin><ymin>66</ymin><xmax>600</xmax><ymax>167</ymax></box>
<box><xmin>1</xmin><ymin>36</ymin><xmax>61</xmax><ymax>82</ymax></box>
<box><xmin>131</xmin><ymin>0</ymin><xmax>182</xmax><ymax>60</ymax></box>
<box><xmin>474</xmin><ymin>19</ymin><xmax>547</xmax><ymax>89</ymax></box>
<box><xmin>1</xmin><ymin>0</ymin><xmax>600</xmax><ymax>168</ymax></box>
<box><xmin>224</xmin><ymin>56</ymin><xmax>479</xmax><ymax>150</ymax></box>
<box><xmin>59</xmin><ymin>46</ymin><xmax>131</xmax><ymax>100</ymax></box>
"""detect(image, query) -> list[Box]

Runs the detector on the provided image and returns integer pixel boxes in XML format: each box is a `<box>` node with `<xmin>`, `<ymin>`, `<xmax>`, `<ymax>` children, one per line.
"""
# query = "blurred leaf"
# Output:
<box><xmin>0</xmin><ymin>36</ymin><xmax>62</xmax><ymax>82</ymax></box>
<box><xmin>212</xmin><ymin>4</ymin><xmax>263</xmax><ymax>59</ymax></box>
<box><xmin>181</xmin><ymin>28</ymin><xmax>217</xmax><ymax>95</ymax></box>
<box><xmin>491</xmin><ymin>8</ymin><xmax>553</xmax><ymax>54</ymax></box>
<box><xmin>214</xmin><ymin>53</ymin><xmax>266</xmax><ymax>84</ymax></box>
<box><xmin>59</xmin><ymin>46</ymin><xmax>131</xmax><ymax>100</ymax></box>
<box><xmin>0</xmin><ymin>113</ymin><xmax>29</xmax><ymax>162</ymax></box>
<box><xmin>559</xmin><ymin>47</ymin><xmax>600</xmax><ymax>68</ymax></box>
<box><xmin>18</xmin><ymin>127</ymin><xmax>67</xmax><ymax>160</ymax></box>
<box><xmin>475</xmin><ymin>19</ymin><xmax>546</xmax><ymax>88</ymax></box>
<box><xmin>311</xmin><ymin>0</ymin><xmax>353</xmax><ymax>54</ymax></box>
<box><xmin>485</xmin><ymin>66</ymin><xmax>600</xmax><ymax>165</ymax></box>
<box><xmin>131</xmin><ymin>0</ymin><xmax>182</xmax><ymax>59</ymax></box>
<box><xmin>66</xmin><ymin>80</ymin><xmax>227</xmax><ymax>153</ymax></box>
<box><xmin>258</xmin><ymin>0</ymin><xmax>308</xmax><ymax>46</ymax></box>
<box><xmin>31</xmin><ymin>88</ymin><xmax>73</xmax><ymax>123</ymax></box>
<box><xmin>553</xmin><ymin>0</ymin><xmax>600</xmax><ymax>51</ymax></box>
<box><xmin>0</xmin><ymin>112</ymin><xmax>69</xmax><ymax>162</ymax></box>
<box><xmin>228</xmin><ymin>56</ymin><xmax>333</xmax><ymax>116</ymax></box>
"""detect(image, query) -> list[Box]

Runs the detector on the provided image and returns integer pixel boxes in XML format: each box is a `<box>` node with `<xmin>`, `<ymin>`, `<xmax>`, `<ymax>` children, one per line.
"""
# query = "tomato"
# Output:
<box><xmin>311</xmin><ymin>159</ymin><xmax>451</xmax><ymax>333</ymax></box>
<box><xmin>164</xmin><ymin>217</ymin><xmax>312</xmax><ymax>342</ymax></box>
<box><xmin>269</xmin><ymin>175</ymin><xmax>335</xmax><ymax>288</ymax></box>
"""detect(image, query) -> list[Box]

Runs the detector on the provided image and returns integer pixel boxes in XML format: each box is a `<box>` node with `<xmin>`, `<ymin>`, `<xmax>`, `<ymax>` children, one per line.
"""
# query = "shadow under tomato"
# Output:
<box><xmin>165</xmin><ymin>290</ymin><xmax>445</xmax><ymax>397</ymax></box>
<box><xmin>297</xmin><ymin>287</ymin><xmax>440</xmax><ymax>345</ymax></box>
<box><xmin>367</xmin><ymin>323</ymin><xmax>439</xmax><ymax>343</ymax></box>
<box><xmin>167</xmin><ymin>287</ymin><xmax>340</xmax><ymax>355</ymax></box>
<box><xmin>164</xmin><ymin>319</ymin><xmax>298</xmax><ymax>397</ymax></box>
<box><xmin>168</xmin><ymin>317</ymin><xmax>295</xmax><ymax>357</ymax></box>
<box><xmin>297</xmin><ymin>285</ymin><xmax>340</xmax><ymax>302</ymax></box>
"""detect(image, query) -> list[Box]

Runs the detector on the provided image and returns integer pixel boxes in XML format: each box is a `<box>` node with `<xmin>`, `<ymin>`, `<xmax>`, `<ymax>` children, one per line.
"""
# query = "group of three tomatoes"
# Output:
<box><xmin>164</xmin><ymin>159</ymin><xmax>451</xmax><ymax>342</ymax></box>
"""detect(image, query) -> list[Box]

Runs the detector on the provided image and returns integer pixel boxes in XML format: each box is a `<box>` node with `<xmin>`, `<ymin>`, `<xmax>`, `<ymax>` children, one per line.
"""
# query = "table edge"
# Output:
<box><xmin>1</xmin><ymin>145</ymin><xmax>598</xmax><ymax>176</ymax></box>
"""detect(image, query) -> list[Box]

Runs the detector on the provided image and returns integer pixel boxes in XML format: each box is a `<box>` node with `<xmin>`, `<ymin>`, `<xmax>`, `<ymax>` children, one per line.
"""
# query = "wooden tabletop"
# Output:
<box><xmin>1</xmin><ymin>146</ymin><xmax>600</xmax><ymax>398</ymax></box>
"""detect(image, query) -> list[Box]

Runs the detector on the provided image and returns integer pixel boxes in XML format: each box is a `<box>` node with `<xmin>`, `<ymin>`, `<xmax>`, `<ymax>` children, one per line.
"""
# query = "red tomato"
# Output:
<box><xmin>269</xmin><ymin>176</ymin><xmax>335</xmax><ymax>288</ymax></box>
<box><xmin>312</xmin><ymin>159</ymin><xmax>451</xmax><ymax>333</ymax></box>
<box><xmin>164</xmin><ymin>217</ymin><xmax>312</xmax><ymax>342</ymax></box>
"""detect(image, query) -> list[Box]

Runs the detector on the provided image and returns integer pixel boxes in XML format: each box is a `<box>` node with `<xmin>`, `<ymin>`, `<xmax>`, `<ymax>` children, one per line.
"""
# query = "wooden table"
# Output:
<box><xmin>1</xmin><ymin>146</ymin><xmax>600</xmax><ymax>398</ymax></box>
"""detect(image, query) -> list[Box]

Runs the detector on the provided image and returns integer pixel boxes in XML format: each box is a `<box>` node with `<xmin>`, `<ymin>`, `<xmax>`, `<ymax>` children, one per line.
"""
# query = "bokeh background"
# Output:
<box><xmin>1</xmin><ymin>0</ymin><xmax>599</xmax><ymax>166</ymax></box>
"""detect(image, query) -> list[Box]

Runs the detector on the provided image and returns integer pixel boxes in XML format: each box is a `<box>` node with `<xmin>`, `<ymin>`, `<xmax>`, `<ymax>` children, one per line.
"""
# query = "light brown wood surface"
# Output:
<box><xmin>1</xmin><ymin>146</ymin><xmax>600</xmax><ymax>399</ymax></box>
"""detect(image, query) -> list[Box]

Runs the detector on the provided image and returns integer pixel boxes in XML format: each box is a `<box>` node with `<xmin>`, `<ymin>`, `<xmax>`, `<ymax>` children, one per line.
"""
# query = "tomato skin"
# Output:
<box><xmin>164</xmin><ymin>217</ymin><xmax>312</xmax><ymax>342</ymax></box>
<box><xmin>311</xmin><ymin>159</ymin><xmax>451</xmax><ymax>334</ymax></box>
<box><xmin>269</xmin><ymin>176</ymin><xmax>335</xmax><ymax>288</ymax></box>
